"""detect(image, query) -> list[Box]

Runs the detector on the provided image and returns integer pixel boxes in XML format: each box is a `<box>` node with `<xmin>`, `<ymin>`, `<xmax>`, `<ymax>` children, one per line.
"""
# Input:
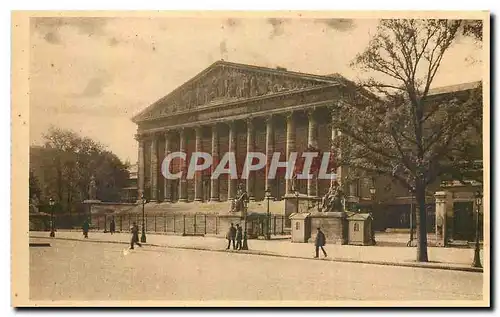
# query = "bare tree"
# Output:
<box><xmin>332</xmin><ymin>19</ymin><xmax>482</xmax><ymax>262</ymax></box>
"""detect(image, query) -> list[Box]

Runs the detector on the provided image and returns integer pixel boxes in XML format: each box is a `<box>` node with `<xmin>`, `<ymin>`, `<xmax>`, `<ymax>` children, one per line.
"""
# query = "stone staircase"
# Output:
<box><xmin>123</xmin><ymin>199</ymin><xmax>286</xmax><ymax>215</ymax></box>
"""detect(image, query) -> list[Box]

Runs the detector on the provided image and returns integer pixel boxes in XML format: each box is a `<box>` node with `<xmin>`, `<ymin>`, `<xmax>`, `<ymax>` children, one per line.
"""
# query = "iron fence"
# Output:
<box><xmin>36</xmin><ymin>213</ymin><xmax>288</xmax><ymax>236</ymax></box>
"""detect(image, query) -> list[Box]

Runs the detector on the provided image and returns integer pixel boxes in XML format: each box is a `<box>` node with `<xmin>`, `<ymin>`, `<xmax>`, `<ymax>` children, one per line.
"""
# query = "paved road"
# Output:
<box><xmin>29</xmin><ymin>239</ymin><xmax>483</xmax><ymax>301</ymax></box>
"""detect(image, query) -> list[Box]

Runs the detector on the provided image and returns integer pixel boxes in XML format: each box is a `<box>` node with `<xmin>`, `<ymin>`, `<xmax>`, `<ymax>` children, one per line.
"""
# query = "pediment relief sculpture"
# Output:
<box><xmin>138</xmin><ymin>63</ymin><xmax>334</xmax><ymax>121</ymax></box>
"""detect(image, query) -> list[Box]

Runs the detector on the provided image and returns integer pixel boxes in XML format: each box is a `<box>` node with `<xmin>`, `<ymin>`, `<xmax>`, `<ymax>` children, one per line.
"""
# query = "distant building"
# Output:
<box><xmin>121</xmin><ymin>163</ymin><xmax>138</xmax><ymax>202</ymax></box>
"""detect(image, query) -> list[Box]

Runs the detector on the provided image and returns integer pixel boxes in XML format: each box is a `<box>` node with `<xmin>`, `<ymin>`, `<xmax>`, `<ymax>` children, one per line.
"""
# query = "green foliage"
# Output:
<box><xmin>30</xmin><ymin>126</ymin><xmax>130</xmax><ymax>213</ymax></box>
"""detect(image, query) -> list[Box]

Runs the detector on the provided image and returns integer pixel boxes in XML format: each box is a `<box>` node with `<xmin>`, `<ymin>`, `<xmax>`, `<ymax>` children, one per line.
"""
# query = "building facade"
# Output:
<box><xmin>132</xmin><ymin>61</ymin><xmax>359</xmax><ymax>204</ymax></box>
<box><xmin>132</xmin><ymin>61</ymin><xmax>482</xmax><ymax>240</ymax></box>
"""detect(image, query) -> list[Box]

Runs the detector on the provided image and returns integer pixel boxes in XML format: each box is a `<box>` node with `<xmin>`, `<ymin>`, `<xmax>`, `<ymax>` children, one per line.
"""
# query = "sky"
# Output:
<box><xmin>29</xmin><ymin>16</ymin><xmax>483</xmax><ymax>163</ymax></box>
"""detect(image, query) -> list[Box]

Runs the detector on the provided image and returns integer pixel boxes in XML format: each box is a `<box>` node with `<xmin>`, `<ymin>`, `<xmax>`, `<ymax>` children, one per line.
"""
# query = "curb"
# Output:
<box><xmin>30</xmin><ymin>235</ymin><xmax>483</xmax><ymax>273</ymax></box>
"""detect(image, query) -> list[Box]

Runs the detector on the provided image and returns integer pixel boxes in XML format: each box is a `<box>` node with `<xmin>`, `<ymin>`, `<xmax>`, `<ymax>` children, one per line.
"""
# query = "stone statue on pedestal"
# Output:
<box><xmin>88</xmin><ymin>175</ymin><xmax>97</xmax><ymax>201</ymax></box>
<box><xmin>320</xmin><ymin>181</ymin><xmax>344</xmax><ymax>212</ymax></box>
<box><xmin>231</xmin><ymin>183</ymin><xmax>248</xmax><ymax>213</ymax></box>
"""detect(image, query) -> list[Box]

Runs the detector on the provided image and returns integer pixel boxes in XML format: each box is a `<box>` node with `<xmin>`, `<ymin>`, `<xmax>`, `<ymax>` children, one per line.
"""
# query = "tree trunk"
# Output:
<box><xmin>415</xmin><ymin>180</ymin><xmax>429</xmax><ymax>262</ymax></box>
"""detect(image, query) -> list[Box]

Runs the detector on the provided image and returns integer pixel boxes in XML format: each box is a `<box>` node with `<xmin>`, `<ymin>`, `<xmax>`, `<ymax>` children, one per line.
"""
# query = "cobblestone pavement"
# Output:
<box><xmin>30</xmin><ymin>231</ymin><xmax>484</xmax><ymax>271</ymax></box>
<box><xmin>29</xmin><ymin>239</ymin><xmax>483</xmax><ymax>302</ymax></box>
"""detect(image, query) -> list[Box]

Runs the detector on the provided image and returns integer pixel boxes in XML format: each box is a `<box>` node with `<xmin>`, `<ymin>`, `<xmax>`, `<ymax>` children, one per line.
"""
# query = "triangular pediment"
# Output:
<box><xmin>132</xmin><ymin>61</ymin><xmax>339</xmax><ymax>122</ymax></box>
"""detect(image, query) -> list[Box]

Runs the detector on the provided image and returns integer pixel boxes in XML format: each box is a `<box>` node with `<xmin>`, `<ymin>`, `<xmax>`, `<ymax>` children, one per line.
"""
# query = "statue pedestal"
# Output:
<box><xmin>284</xmin><ymin>194</ymin><xmax>319</xmax><ymax>228</ymax></box>
<box><xmin>309</xmin><ymin>211</ymin><xmax>348</xmax><ymax>245</ymax></box>
<box><xmin>218</xmin><ymin>212</ymin><xmax>245</xmax><ymax>238</ymax></box>
<box><xmin>82</xmin><ymin>200</ymin><xmax>102</xmax><ymax>214</ymax></box>
<box><xmin>83</xmin><ymin>199</ymin><xmax>101</xmax><ymax>204</ymax></box>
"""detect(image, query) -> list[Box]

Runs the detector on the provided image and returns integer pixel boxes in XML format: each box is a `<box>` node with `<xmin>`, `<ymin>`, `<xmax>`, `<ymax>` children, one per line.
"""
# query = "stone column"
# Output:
<box><xmin>285</xmin><ymin>112</ymin><xmax>296</xmax><ymax>195</ymax></box>
<box><xmin>307</xmin><ymin>110</ymin><xmax>318</xmax><ymax>197</ymax></box>
<box><xmin>194</xmin><ymin>127</ymin><xmax>203</xmax><ymax>202</ymax></box>
<box><xmin>136</xmin><ymin>135</ymin><xmax>145</xmax><ymax>200</ymax></box>
<box><xmin>210</xmin><ymin>124</ymin><xmax>220</xmax><ymax>201</ymax></box>
<box><xmin>228</xmin><ymin>121</ymin><xmax>237</xmax><ymax>200</ymax></box>
<box><xmin>330</xmin><ymin>112</ymin><xmax>341</xmax><ymax>185</ymax></box>
<box><xmin>265</xmin><ymin>115</ymin><xmax>274</xmax><ymax>199</ymax></box>
<box><xmin>150</xmin><ymin>134</ymin><xmax>158</xmax><ymax>202</ymax></box>
<box><xmin>246</xmin><ymin>118</ymin><xmax>255</xmax><ymax>201</ymax></box>
<box><xmin>163</xmin><ymin>131</ymin><xmax>171</xmax><ymax>202</ymax></box>
<box><xmin>178</xmin><ymin>128</ymin><xmax>188</xmax><ymax>202</ymax></box>
<box><xmin>434</xmin><ymin>191</ymin><xmax>448</xmax><ymax>247</ymax></box>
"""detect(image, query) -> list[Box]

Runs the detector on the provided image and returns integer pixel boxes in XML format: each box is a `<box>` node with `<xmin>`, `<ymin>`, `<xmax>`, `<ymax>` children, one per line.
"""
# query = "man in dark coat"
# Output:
<box><xmin>314</xmin><ymin>227</ymin><xmax>327</xmax><ymax>258</ymax></box>
<box><xmin>82</xmin><ymin>219</ymin><xmax>90</xmax><ymax>239</ymax></box>
<box><xmin>235</xmin><ymin>224</ymin><xmax>243</xmax><ymax>250</ymax></box>
<box><xmin>130</xmin><ymin>222</ymin><xmax>142</xmax><ymax>249</ymax></box>
<box><xmin>109</xmin><ymin>217</ymin><xmax>116</xmax><ymax>235</ymax></box>
<box><xmin>226</xmin><ymin>223</ymin><xmax>236</xmax><ymax>250</ymax></box>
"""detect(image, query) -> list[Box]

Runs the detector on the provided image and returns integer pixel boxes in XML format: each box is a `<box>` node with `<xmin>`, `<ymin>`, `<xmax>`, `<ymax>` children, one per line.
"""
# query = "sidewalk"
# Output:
<box><xmin>29</xmin><ymin>231</ymin><xmax>484</xmax><ymax>273</ymax></box>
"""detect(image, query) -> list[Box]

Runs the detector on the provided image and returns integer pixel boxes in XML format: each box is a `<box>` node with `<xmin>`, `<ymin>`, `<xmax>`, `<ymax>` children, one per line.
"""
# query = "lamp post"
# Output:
<box><xmin>241</xmin><ymin>198</ymin><xmax>249</xmax><ymax>250</ymax></box>
<box><xmin>369</xmin><ymin>186</ymin><xmax>376</xmax><ymax>245</ymax></box>
<box><xmin>407</xmin><ymin>187</ymin><xmax>415</xmax><ymax>247</ymax></box>
<box><xmin>265</xmin><ymin>189</ymin><xmax>271</xmax><ymax>240</ymax></box>
<box><xmin>472</xmin><ymin>190</ymin><xmax>482</xmax><ymax>268</ymax></box>
<box><xmin>295</xmin><ymin>190</ymin><xmax>300</xmax><ymax>215</ymax></box>
<box><xmin>49</xmin><ymin>198</ymin><xmax>55</xmax><ymax>237</ymax></box>
<box><xmin>141</xmin><ymin>193</ymin><xmax>147</xmax><ymax>243</ymax></box>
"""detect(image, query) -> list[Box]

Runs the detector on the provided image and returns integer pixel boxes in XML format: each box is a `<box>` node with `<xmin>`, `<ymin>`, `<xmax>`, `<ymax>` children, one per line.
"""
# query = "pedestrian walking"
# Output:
<box><xmin>109</xmin><ymin>217</ymin><xmax>116</xmax><ymax>235</ymax></box>
<box><xmin>235</xmin><ymin>224</ymin><xmax>243</xmax><ymax>250</ymax></box>
<box><xmin>226</xmin><ymin>223</ymin><xmax>236</xmax><ymax>250</ymax></box>
<box><xmin>82</xmin><ymin>218</ymin><xmax>89</xmax><ymax>239</ymax></box>
<box><xmin>130</xmin><ymin>222</ymin><xmax>142</xmax><ymax>249</ymax></box>
<box><xmin>314</xmin><ymin>227</ymin><xmax>328</xmax><ymax>258</ymax></box>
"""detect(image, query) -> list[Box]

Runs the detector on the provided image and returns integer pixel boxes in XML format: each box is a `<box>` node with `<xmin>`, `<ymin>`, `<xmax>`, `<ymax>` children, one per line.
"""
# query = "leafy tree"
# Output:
<box><xmin>332</xmin><ymin>19</ymin><xmax>482</xmax><ymax>262</ymax></box>
<box><xmin>462</xmin><ymin>20</ymin><xmax>483</xmax><ymax>42</ymax></box>
<box><xmin>30</xmin><ymin>126</ymin><xmax>130</xmax><ymax>213</ymax></box>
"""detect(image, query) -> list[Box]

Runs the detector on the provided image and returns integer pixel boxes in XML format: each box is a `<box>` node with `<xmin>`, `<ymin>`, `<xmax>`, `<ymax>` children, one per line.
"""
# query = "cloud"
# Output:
<box><xmin>43</xmin><ymin>31</ymin><xmax>61</xmax><ymax>44</ymax></box>
<box><xmin>73</xmin><ymin>73</ymin><xmax>113</xmax><ymax>98</ymax></box>
<box><xmin>108</xmin><ymin>37</ymin><xmax>120</xmax><ymax>47</ymax></box>
<box><xmin>225</xmin><ymin>18</ymin><xmax>240</xmax><ymax>29</ymax></box>
<box><xmin>31</xmin><ymin>17</ymin><xmax>110</xmax><ymax>44</ymax></box>
<box><xmin>267</xmin><ymin>18</ymin><xmax>287</xmax><ymax>38</ymax></box>
<box><xmin>315</xmin><ymin>19</ymin><xmax>356</xmax><ymax>32</ymax></box>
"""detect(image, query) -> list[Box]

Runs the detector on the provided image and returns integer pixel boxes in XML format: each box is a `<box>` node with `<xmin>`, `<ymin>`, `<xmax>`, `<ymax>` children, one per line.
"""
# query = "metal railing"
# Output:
<box><xmin>34</xmin><ymin>213</ymin><xmax>288</xmax><ymax>237</ymax></box>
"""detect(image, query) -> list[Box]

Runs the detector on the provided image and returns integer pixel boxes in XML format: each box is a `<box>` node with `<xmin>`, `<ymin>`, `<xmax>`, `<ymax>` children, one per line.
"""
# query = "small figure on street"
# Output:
<box><xmin>369</xmin><ymin>213</ymin><xmax>376</xmax><ymax>245</ymax></box>
<box><xmin>314</xmin><ymin>227</ymin><xmax>328</xmax><ymax>258</ymax></box>
<box><xmin>130</xmin><ymin>221</ymin><xmax>142</xmax><ymax>250</ymax></box>
<box><xmin>235</xmin><ymin>224</ymin><xmax>243</xmax><ymax>250</ymax></box>
<box><xmin>109</xmin><ymin>217</ymin><xmax>116</xmax><ymax>235</ymax></box>
<box><xmin>82</xmin><ymin>218</ymin><xmax>90</xmax><ymax>239</ymax></box>
<box><xmin>226</xmin><ymin>223</ymin><xmax>236</xmax><ymax>250</ymax></box>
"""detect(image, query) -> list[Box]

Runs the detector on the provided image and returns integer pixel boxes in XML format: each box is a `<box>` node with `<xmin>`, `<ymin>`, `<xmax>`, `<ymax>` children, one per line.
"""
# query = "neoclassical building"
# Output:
<box><xmin>132</xmin><ymin>60</ymin><xmax>359</xmax><ymax>204</ymax></box>
<box><xmin>132</xmin><ymin>60</ymin><xmax>482</xmax><ymax>241</ymax></box>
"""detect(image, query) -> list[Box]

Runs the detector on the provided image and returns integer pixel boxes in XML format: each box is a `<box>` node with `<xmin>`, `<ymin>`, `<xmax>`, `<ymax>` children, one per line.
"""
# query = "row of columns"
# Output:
<box><xmin>136</xmin><ymin>108</ymin><xmax>336</xmax><ymax>203</ymax></box>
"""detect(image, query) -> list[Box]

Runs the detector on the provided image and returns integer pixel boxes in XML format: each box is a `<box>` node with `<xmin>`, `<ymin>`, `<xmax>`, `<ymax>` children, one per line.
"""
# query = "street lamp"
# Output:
<box><xmin>407</xmin><ymin>187</ymin><xmax>415</xmax><ymax>247</ymax></box>
<box><xmin>295</xmin><ymin>190</ymin><xmax>300</xmax><ymax>214</ymax></box>
<box><xmin>369</xmin><ymin>186</ymin><xmax>376</xmax><ymax>245</ymax></box>
<box><xmin>141</xmin><ymin>193</ymin><xmax>147</xmax><ymax>243</ymax></box>
<box><xmin>472</xmin><ymin>190</ymin><xmax>482</xmax><ymax>268</ymax></box>
<box><xmin>49</xmin><ymin>198</ymin><xmax>55</xmax><ymax>237</ymax></box>
<box><xmin>241</xmin><ymin>197</ymin><xmax>249</xmax><ymax>250</ymax></box>
<box><xmin>265</xmin><ymin>189</ymin><xmax>271</xmax><ymax>240</ymax></box>
<box><xmin>369</xmin><ymin>187</ymin><xmax>376</xmax><ymax>209</ymax></box>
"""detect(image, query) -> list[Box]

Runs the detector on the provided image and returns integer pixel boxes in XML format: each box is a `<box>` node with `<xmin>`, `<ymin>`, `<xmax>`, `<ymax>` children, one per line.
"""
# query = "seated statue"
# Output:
<box><xmin>231</xmin><ymin>183</ymin><xmax>248</xmax><ymax>212</ymax></box>
<box><xmin>320</xmin><ymin>181</ymin><xmax>344</xmax><ymax>212</ymax></box>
